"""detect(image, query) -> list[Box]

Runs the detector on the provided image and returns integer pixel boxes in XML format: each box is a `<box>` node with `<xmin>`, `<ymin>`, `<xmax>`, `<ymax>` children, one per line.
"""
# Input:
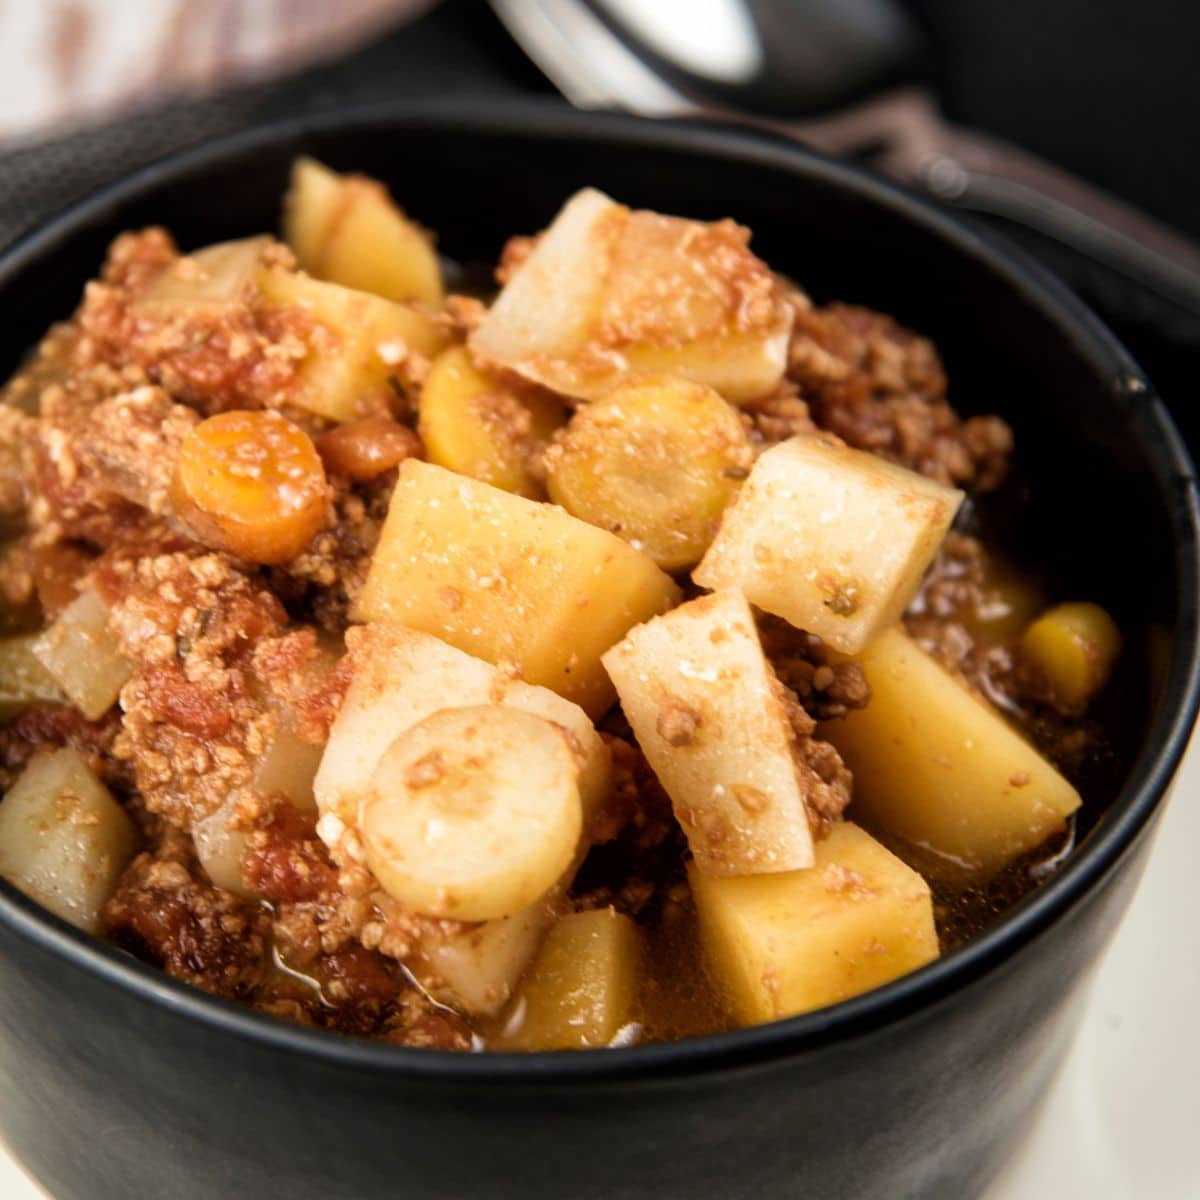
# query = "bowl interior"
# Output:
<box><xmin>0</xmin><ymin>102</ymin><xmax>1196</xmax><ymax>1068</ymax></box>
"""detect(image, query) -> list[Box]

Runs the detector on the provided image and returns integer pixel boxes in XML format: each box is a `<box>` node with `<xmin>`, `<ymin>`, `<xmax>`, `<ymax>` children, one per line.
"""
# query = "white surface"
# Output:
<box><xmin>2</xmin><ymin>739</ymin><xmax>1197</xmax><ymax>1199</ymax></box>
<box><xmin>986</xmin><ymin>729</ymin><xmax>1200</xmax><ymax>1200</ymax></box>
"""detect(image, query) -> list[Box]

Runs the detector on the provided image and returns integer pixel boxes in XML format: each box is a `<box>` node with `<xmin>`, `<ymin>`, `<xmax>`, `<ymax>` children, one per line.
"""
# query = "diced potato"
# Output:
<box><xmin>545</xmin><ymin>375</ymin><xmax>752</xmax><ymax>570</ymax></box>
<box><xmin>33</xmin><ymin>588</ymin><xmax>133</xmax><ymax>720</ymax></box>
<box><xmin>314</xmin><ymin>624</ymin><xmax>610</xmax><ymax>831</ymax></box>
<box><xmin>0</xmin><ymin>748</ymin><xmax>137</xmax><ymax>932</ymax></box>
<box><xmin>283</xmin><ymin>157</ymin><xmax>340</xmax><ymax>274</ymax></box>
<box><xmin>258</xmin><ymin>265</ymin><xmax>447</xmax><ymax>422</ymax></box>
<box><xmin>253</xmin><ymin>723</ymin><xmax>324</xmax><ymax>809</ymax></box>
<box><xmin>195</xmin><ymin>711</ymin><xmax>321</xmax><ymax>896</ymax></box>
<box><xmin>470</xmin><ymin>188</ymin><xmax>791</xmax><ymax>404</ymax></box>
<box><xmin>689</xmin><ymin>821</ymin><xmax>938</xmax><ymax>1024</ymax></box>
<box><xmin>602</xmin><ymin>590</ymin><xmax>816</xmax><ymax>875</ymax></box>
<box><xmin>419</xmin><ymin>345</ymin><xmax>564</xmax><ymax>497</ymax></box>
<box><xmin>138</xmin><ymin>236</ymin><xmax>271</xmax><ymax>314</ymax></box>
<box><xmin>171</xmin><ymin>410</ymin><xmax>329</xmax><ymax>565</ymax></box>
<box><xmin>284</xmin><ymin>157</ymin><xmax>444</xmax><ymax>306</ymax></box>
<box><xmin>498</xmin><ymin>908</ymin><xmax>643</xmax><ymax>1050</ymax></box>
<box><xmin>354</xmin><ymin>460</ymin><xmax>680</xmax><ymax>716</ymax></box>
<box><xmin>1021</xmin><ymin>601</ymin><xmax>1120</xmax><ymax>713</ymax></box>
<box><xmin>360</xmin><ymin>706</ymin><xmax>582</xmax><ymax>921</ymax></box>
<box><xmin>821</xmin><ymin>627</ymin><xmax>1082</xmax><ymax>877</ymax></box>
<box><xmin>421</xmin><ymin>887</ymin><xmax>566</xmax><ymax>1017</ymax></box>
<box><xmin>694</xmin><ymin>433</ymin><xmax>962</xmax><ymax>654</ymax></box>
<box><xmin>0</xmin><ymin>633</ymin><xmax>66</xmax><ymax>719</ymax></box>
<box><xmin>192</xmin><ymin>798</ymin><xmax>252</xmax><ymax>898</ymax></box>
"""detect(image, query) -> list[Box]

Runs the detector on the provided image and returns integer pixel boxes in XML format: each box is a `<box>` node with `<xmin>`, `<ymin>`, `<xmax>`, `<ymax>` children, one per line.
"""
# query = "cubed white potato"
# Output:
<box><xmin>353</xmin><ymin>460</ymin><xmax>680</xmax><ymax>717</ymax></box>
<box><xmin>138</xmin><ymin>237</ymin><xmax>271</xmax><ymax>314</ymax></box>
<box><xmin>192</xmin><ymin>798</ymin><xmax>252</xmax><ymax>898</ymax></box>
<box><xmin>420</xmin><ymin>886</ymin><xmax>567</xmax><ymax>1017</ymax></box>
<box><xmin>470</xmin><ymin>188</ymin><xmax>791</xmax><ymax>404</ymax></box>
<box><xmin>252</xmin><ymin>722</ymin><xmax>323</xmax><ymax>809</ymax></box>
<box><xmin>0</xmin><ymin>633</ymin><xmax>66</xmax><ymax>718</ymax></box>
<box><xmin>0</xmin><ymin>748</ymin><xmax>137</xmax><ymax>932</ymax></box>
<box><xmin>603</xmin><ymin>589</ymin><xmax>817</xmax><ymax>875</ymax></box>
<box><xmin>820</xmin><ymin>627</ymin><xmax>1082</xmax><ymax>877</ymax></box>
<box><xmin>689</xmin><ymin>821</ymin><xmax>939</xmax><ymax>1024</ymax></box>
<box><xmin>33</xmin><ymin>588</ymin><xmax>134</xmax><ymax>719</ymax></box>
<box><xmin>195</xmin><ymin>713</ymin><xmax>320</xmax><ymax>897</ymax></box>
<box><xmin>314</xmin><ymin>624</ymin><xmax>610</xmax><ymax>831</ymax></box>
<box><xmin>694</xmin><ymin>433</ymin><xmax>962</xmax><ymax>654</ymax></box>
<box><xmin>257</xmin><ymin>266</ymin><xmax>447</xmax><ymax>423</ymax></box>
<box><xmin>284</xmin><ymin>157</ymin><xmax>444</xmax><ymax>306</ymax></box>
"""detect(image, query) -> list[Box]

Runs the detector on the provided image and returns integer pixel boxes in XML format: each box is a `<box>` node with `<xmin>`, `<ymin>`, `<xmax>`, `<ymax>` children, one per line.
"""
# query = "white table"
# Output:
<box><xmin>4</xmin><ymin>738</ymin><xmax>1198</xmax><ymax>1199</ymax></box>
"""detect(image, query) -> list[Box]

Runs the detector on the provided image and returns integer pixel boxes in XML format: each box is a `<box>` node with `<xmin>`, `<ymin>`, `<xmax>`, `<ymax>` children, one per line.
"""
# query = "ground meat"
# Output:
<box><xmin>572</xmin><ymin>733</ymin><xmax>684</xmax><ymax>920</ymax></box>
<box><xmin>0</xmin><ymin>403</ymin><xmax>33</xmax><ymax>517</ymax></box>
<box><xmin>382</xmin><ymin>997</ymin><xmax>473</xmax><ymax>1050</ymax></box>
<box><xmin>28</xmin><ymin>540</ymin><xmax>95</xmax><ymax>618</ymax></box>
<box><xmin>243</xmin><ymin>803</ymin><xmax>337</xmax><ymax>905</ymax></box>
<box><xmin>76</xmin><ymin>230</ymin><xmax>312</xmax><ymax>415</ymax></box>
<box><xmin>439</xmin><ymin>294</ymin><xmax>488</xmax><ymax>339</ymax></box>
<box><xmin>774</xmin><ymin>680</ymin><xmax>853</xmax><ymax>836</ymax></box>
<box><xmin>495</xmin><ymin>235</ymin><xmax>539</xmax><ymax>286</ymax></box>
<box><xmin>741</xmin><ymin>379</ymin><xmax>817</xmax><ymax>448</ymax></box>
<box><xmin>757</xmin><ymin>613</ymin><xmax>872</xmax><ymax>721</ymax></box>
<box><xmin>788</xmin><ymin>302</ymin><xmax>1013</xmax><ymax>490</ymax></box>
<box><xmin>911</xmin><ymin>531</ymin><xmax>987</xmax><ymax>620</ymax></box>
<box><xmin>104</xmin><ymin>550</ymin><xmax>286</xmax><ymax>827</ymax></box>
<box><xmin>293</xmin><ymin>652</ymin><xmax>353</xmax><ymax>745</ymax></box>
<box><xmin>104</xmin><ymin>824</ymin><xmax>270</xmax><ymax>999</ymax></box>
<box><xmin>0</xmin><ymin>705</ymin><xmax>127</xmax><ymax>794</ymax></box>
<box><xmin>0</xmin><ymin>538</ymin><xmax>38</xmax><ymax>619</ymax></box>
<box><xmin>30</xmin><ymin>392</ymin><xmax>148</xmax><ymax>548</ymax></box>
<box><xmin>269</xmin><ymin>475</ymin><xmax>390</xmax><ymax>632</ymax></box>
<box><xmin>71</xmin><ymin>386</ymin><xmax>198</xmax><ymax>516</ymax></box>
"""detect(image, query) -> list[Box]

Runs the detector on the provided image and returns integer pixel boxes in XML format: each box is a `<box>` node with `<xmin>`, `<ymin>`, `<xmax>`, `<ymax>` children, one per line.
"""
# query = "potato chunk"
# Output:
<box><xmin>498</xmin><ymin>908</ymin><xmax>643</xmax><ymax>1050</ymax></box>
<box><xmin>0</xmin><ymin>748</ymin><xmax>137</xmax><ymax>933</ymax></box>
<box><xmin>284</xmin><ymin>157</ymin><xmax>444</xmax><ymax>305</ymax></box>
<box><xmin>314</xmin><ymin>624</ymin><xmax>610</xmax><ymax>831</ymax></box>
<box><xmin>354</xmin><ymin>460</ymin><xmax>680</xmax><ymax>716</ymax></box>
<box><xmin>694</xmin><ymin>433</ymin><xmax>962</xmax><ymax>654</ymax></box>
<box><xmin>0</xmin><ymin>633</ymin><xmax>66</xmax><ymax>719</ymax></box>
<box><xmin>821</xmin><ymin>627</ymin><xmax>1081</xmax><ymax>877</ymax></box>
<box><xmin>419</xmin><ymin>345</ymin><xmax>564</xmax><ymax>497</ymax></box>
<box><xmin>689</xmin><ymin>821</ymin><xmax>938</xmax><ymax>1024</ymax></box>
<box><xmin>470</xmin><ymin>188</ymin><xmax>791</xmax><ymax>404</ymax></box>
<box><xmin>196</xmin><ymin>690</ymin><xmax>324</xmax><ymax>897</ymax></box>
<box><xmin>192</xmin><ymin>798</ymin><xmax>252</xmax><ymax>898</ymax></box>
<box><xmin>258</xmin><ymin>266</ymin><xmax>447</xmax><ymax>422</ymax></box>
<box><xmin>138</xmin><ymin>236</ymin><xmax>271</xmax><ymax>314</ymax></box>
<box><xmin>545</xmin><ymin>375</ymin><xmax>752</xmax><ymax>570</ymax></box>
<box><xmin>421</xmin><ymin>888</ymin><xmax>566</xmax><ymax>1017</ymax></box>
<box><xmin>360</xmin><ymin>706</ymin><xmax>582</xmax><ymax>921</ymax></box>
<box><xmin>33</xmin><ymin>588</ymin><xmax>133</xmax><ymax>720</ymax></box>
<box><xmin>603</xmin><ymin>590</ymin><xmax>819</xmax><ymax>875</ymax></box>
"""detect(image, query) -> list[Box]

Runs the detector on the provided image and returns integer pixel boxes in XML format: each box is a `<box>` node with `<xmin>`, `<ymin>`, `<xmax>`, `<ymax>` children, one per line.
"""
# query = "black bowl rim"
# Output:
<box><xmin>1</xmin><ymin>98</ymin><xmax>1197</xmax><ymax>1083</ymax></box>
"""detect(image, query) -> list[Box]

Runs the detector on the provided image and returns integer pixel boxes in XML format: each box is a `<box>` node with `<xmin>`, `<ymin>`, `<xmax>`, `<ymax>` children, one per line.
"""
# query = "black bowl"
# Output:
<box><xmin>0</xmin><ymin>102</ymin><xmax>1196</xmax><ymax>1200</ymax></box>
